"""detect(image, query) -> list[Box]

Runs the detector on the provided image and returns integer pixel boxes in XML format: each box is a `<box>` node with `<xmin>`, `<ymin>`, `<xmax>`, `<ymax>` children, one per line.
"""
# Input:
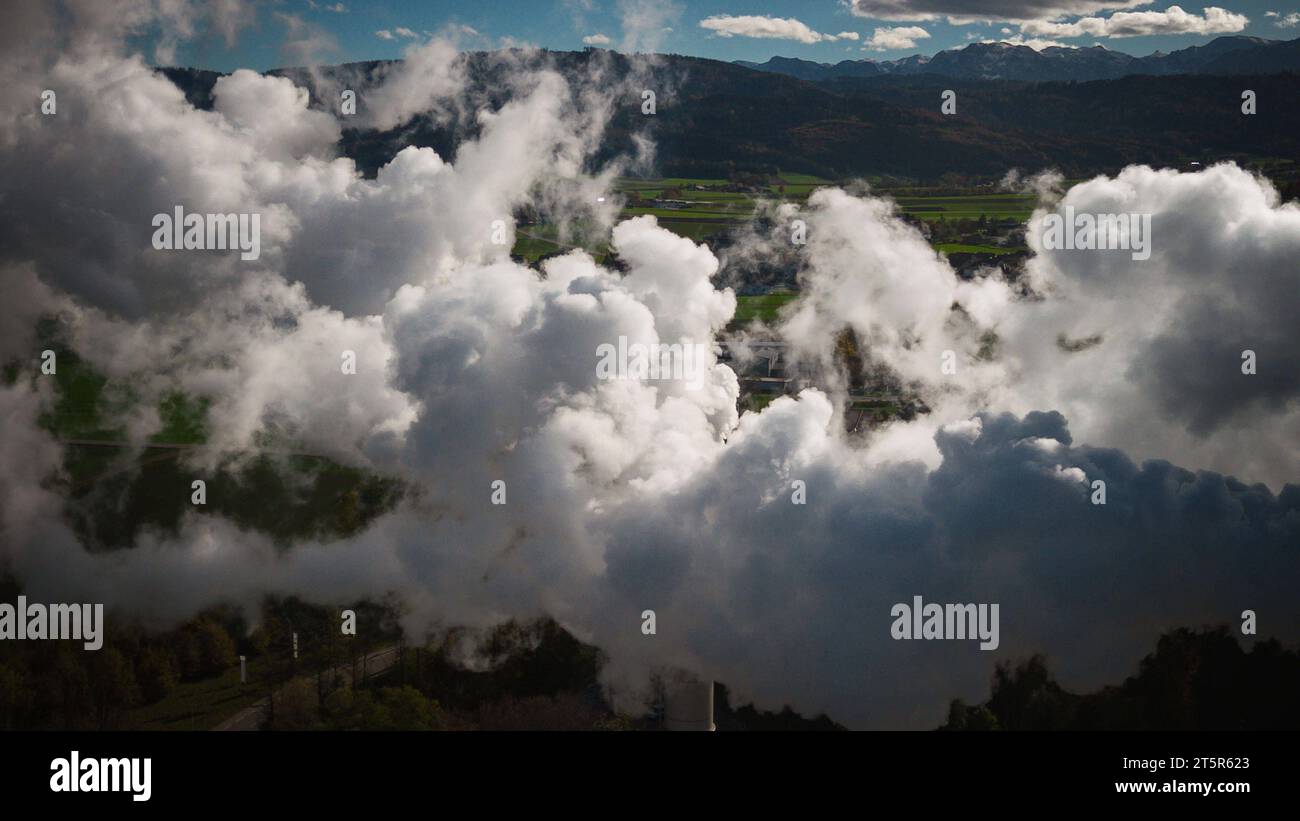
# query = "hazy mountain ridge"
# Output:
<box><xmin>735</xmin><ymin>36</ymin><xmax>1298</xmax><ymax>82</ymax></box>
<box><xmin>160</xmin><ymin>47</ymin><xmax>1300</xmax><ymax>183</ymax></box>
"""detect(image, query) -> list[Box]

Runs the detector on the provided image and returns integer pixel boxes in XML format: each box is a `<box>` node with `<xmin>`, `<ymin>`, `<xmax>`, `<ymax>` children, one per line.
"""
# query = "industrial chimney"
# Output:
<box><xmin>663</xmin><ymin>676</ymin><xmax>715</xmax><ymax>731</ymax></box>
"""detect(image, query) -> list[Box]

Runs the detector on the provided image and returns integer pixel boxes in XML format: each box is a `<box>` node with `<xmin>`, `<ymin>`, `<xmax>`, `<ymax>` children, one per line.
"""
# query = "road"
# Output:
<box><xmin>213</xmin><ymin>645</ymin><xmax>401</xmax><ymax>731</ymax></box>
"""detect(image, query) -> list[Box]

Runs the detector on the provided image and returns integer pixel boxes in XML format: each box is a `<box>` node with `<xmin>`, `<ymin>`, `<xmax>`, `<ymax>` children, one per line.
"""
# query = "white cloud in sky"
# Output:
<box><xmin>864</xmin><ymin>25</ymin><xmax>932</xmax><ymax>51</ymax></box>
<box><xmin>847</xmin><ymin>0</ymin><xmax>1152</xmax><ymax>23</ymax></box>
<box><xmin>1021</xmin><ymin>6</ymin><xmax>1249</xmax><ymax>38</ymax></box>
<box><xmin>376</xmin><ymin>26</ymin><xmax>419</xmax><ymax>41</ymax></box>
<box><xmin>699</xmin><ymin>14</ymin><xmax>860</xmax><ymax>44</ymax></box>
<box><xmin>983</xmin><ymin>34</ymin><xmax>1074</xmax><ymax>49</ymax></box>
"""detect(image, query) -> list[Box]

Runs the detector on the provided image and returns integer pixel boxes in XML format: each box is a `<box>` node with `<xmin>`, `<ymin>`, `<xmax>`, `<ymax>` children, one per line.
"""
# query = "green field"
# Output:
<box><xmin>775</xmin><ymin>173</ymin><xmax>833</xmax><ymax>185</ymax></box>
<box><xmin>891</xmin><ymin>194</ymin><xmax>1035</xmax><ymax>221</ymax></box>
<box><xmin>733</xmin><ymin>292</ymin><xmax>799</xmax><ymax>325</ymax></box>
<box><xmin>513</xmin><ymin>175</ymin><xmax>1037</xmax><ymax>260</ymax></box>
<box><xmin>934</xmin><ymin>243</ymin><xmax>1021</xmax><ymax>256</ymax></box>
<box><xmin>655</xmin><ymin>220</ymin><xmax>723</xmax><ymax>241</ymax></box>
<box><xmin>622</xmin><ymin>207</ymin><xmax>746</xmax><ymax>219</ymax></box>
<box><xmin>512</xmin><ymin>234</ymin><xmax>563</xmax><ymax>262</ymax></box>
<box><xmin>512</xmin><ymin>222</ymin><xmax>611</xmax><ymax>263</ymax></box>
<box><xmin>559</xmin><ymin>173</ymin><xmax>815</xmax><ymax>247</ymax></box>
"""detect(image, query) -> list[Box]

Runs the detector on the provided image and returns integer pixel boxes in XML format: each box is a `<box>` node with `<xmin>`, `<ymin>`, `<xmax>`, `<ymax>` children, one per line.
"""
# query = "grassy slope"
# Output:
<box><xmin>127</xmin><ymin>666</ymin><xmax>263</xmax><ymax>730</ymax></box>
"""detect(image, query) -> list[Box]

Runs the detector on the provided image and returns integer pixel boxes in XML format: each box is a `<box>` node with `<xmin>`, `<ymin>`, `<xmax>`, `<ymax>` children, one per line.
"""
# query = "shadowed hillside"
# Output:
<box><xmin>161</xmin><ymin>49</ymin><xmax>1300</xmax><ymax>183</ymax></box>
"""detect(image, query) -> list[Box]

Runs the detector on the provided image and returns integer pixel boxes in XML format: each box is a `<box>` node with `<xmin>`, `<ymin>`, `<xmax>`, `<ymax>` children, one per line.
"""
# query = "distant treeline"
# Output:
<box><xmin>943</xmin><ymin>626</ymin><xmax>1300</xmax><ymax>731</ymax></box>
<box><xmin>0</xmin><ymin>578</ymin><xmax>399</xmax><ymax>730</ymax></box>
<box><xmin>4</xmin><ymin>568</ymin><xmax>1293</xmax><ymax>730</ymax></box>
<box><xmin>0</xmin><ymin>577</ymin><xmax>841</xmax><ymax>731</ymax></box>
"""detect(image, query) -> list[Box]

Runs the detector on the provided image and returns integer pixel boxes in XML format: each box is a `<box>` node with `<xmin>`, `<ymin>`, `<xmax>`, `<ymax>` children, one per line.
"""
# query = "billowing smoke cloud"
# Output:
<box><xmin>591</xmin><ymin>405</ymin><xmax>1300</xmax><ymax>727</ymax></box>
<box><xmin>771</xmin><ymin>165</ymin><xmax>1300</xmax><ymax>490</ymax></box>
<box><xmin>1003</xmin><ymin>164</ymin><xmax>1300</xmax><ymax>489</ymax></box>
<box><xmin>618</xmin><ymin>0</ymin><xmax>682</xmax><ymax>54</ymax></box>
<box><xmin>1</xmin><ymin>0</ymin><xmax>1297</xmax><ymax>730</ymax></box>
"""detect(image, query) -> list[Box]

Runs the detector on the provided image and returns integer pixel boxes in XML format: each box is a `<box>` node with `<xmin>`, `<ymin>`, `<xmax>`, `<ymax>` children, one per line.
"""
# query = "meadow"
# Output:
<box><xmin>512</xmin><ymin>173</ymin><xmax>1035</xmax><ymax>263</ymax></box>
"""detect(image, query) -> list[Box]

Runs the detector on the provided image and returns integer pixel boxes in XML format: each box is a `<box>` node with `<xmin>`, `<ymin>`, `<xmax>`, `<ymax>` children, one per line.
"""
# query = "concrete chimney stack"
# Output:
<box><xmin>664</xmin><ymin>677</ymin><xmax>715</xmax><ymax>731</ymax></box>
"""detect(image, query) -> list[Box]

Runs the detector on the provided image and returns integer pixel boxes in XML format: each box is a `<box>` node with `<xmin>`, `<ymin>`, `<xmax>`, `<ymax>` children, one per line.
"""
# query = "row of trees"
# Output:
<box><xmin>271</xmin><ymin>616</ymin><xmax>842</xmax><ymax>731</ymax></box>
<box><xmin>269</xmin><ymin>681</ymin><xmax>448</xmax><ymax>731</ymax></box>
<box><xmin>275</xmin><ymin>617</ymin><xmax>616</xmax><ymax>731</ymax></box>
<box><xmin>0</xmin><ymin>605</ymin><xmax>240</xmax><ymax>729</ymax></box>
<box><xmin>16</xmin><ymin>583</ymin><xmax>1277</xmax><ymax>731</ymax></box>
<box><xmin>0</xmin><ymin>576</ymin><xmax>402</xmax><ymax>729</ymax></box>
<box><xmin>943</xmin><ymin>627</ymin><xmax>1300</xmax><ymax>730</ymax></box>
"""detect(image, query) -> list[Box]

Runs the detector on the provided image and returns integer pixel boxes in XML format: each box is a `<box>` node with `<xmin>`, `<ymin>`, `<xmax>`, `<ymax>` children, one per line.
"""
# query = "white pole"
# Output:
<box><xmin>292</xmin><ymin>632</ymin><xmax>298</xmax><ymax>660</ymax></box>
<box><xmin>239</xmin><ymin>655</ymin><xmax>246</xmax><ymax>684</ymax></box>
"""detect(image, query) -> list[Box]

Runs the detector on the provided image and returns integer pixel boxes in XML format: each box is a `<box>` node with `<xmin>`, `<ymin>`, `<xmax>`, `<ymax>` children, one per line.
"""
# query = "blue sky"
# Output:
<box><xmin>162</xmin><ymin>1</ymin><xmax>1300</xmax><ymax>71</ymax></box>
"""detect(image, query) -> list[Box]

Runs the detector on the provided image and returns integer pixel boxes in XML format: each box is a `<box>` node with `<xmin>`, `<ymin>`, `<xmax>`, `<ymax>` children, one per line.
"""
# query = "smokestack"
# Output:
<box><xmin>664</xmin><ymin>678</ymin><xmax>715</xmax><ymax>731</ymax></box>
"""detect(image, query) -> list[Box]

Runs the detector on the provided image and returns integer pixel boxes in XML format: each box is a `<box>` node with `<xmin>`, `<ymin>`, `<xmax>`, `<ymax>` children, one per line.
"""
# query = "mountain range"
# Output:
<box><xmin>162</xmin><ymin>46</ymin><xmax>1300</xmax><ymax>184</ymax></box>
<box><xmin>735</xmin><ymin>36</ymin><xmax>1300</xmax><ymax>83</ymax></box>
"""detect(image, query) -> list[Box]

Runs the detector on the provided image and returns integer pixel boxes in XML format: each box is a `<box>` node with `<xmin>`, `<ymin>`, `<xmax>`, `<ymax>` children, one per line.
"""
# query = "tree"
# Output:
<box><xmin>987</xmin><ymin>655</ymin><xmax>1077</xmax><ymax>730</ymax></box>
<box><xmin>194</xmin><ymin>618</ymin><xmax>237</xmax><ymax>677</ymax></box>
<box><xmin>941</xmin><ymin>699</ymin><xmax>1000</xmax><ymax>731</ymax></box>
<box><xmin>320</xmin><ymin>685</ymin><xmax>443</xmax><ymax>730</ymax></box>
<box><xmin>377</xmin><ymin>686</ymin><xmax>445</xmax><ymax>730</ymax></box>
<box><xmin>135</xmin><ymin>646</ymin><xmax>178</xmax><ymax>704</ymax></box>
<box><xmin>938</xmin><ymin>627</ymin><xmax>1300</xmax><ymax>731</ymax></box>
<box><xmin>0</xmin><ymin>659</ymin><xmax>34</xmax><ymax>730</ymax></box>
<box><xmin>270</xmin><ymin>679</ymin><xmax>319</xmax><ymax>730</ymax></box>
<box><xmin>41</xmin><ymin>645</ymin><xmax>93</xmax><ymax>728</ymax></box>
<box><xmin>170</xmin><ymin>628</ymin><xmax>203</xmax><ymax>680</ymax></box>
<box><xmin>87</xmin><ymin>648</ymin><xmax>140</xmax><ymax>728</ymax></box>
